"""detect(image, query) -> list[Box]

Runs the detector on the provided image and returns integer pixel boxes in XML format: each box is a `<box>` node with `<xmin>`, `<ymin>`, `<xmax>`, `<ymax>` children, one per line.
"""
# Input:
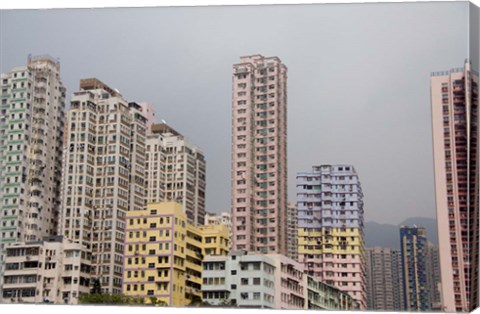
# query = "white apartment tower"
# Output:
<box><xmin>0</xmin><ymin>55</ymin><xmax>66</xmax><ymax>282</ymax></box>
<box><xmin>61</xmin><ymin>78</ymin><xmax>147</xmax><ymax>294</ymax></box>
<box><xmin>145</xmin><ymin>123</ymin><xmax>206</xmax><ymax>225</ymax></box>
<box><xmin>231</xmin><ymin>55</ymin><xmax>288</xmax><ymax>254</ymax></box>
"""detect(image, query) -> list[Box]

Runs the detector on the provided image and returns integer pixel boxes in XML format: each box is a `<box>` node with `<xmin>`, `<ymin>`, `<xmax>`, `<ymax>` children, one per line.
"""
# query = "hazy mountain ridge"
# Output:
<box><xmin>365</xmin><ymin>217</ymin><xmax>438</xmax><ymax>249</ymax></box>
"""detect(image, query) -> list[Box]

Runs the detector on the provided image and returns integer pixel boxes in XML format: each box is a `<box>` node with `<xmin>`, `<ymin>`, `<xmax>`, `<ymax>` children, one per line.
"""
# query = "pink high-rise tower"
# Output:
<box><xmin>431</xmin><ymin>60</ymin><xmax>479</xmax><ymax>312</ymax></box>
<box><xmin>231</xmin><ymin>55</ymin><xmax>288</xmax><ymax>254</ymax></box>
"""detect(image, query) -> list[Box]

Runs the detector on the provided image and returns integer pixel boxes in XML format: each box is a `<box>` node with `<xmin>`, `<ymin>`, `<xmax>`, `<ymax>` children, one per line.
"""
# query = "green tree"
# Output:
<box><xmin>78</xmin><ymin>293</ymin><xmax>146</xmax><ymax>305</ymax></box>
<box><xmin>148</xmin><ymin>297</ymin><xmax>167</xmax><ymax>306</ymax></box>
<box><xmin>90</xmin><ymin>278</ymin><xmax>102</xmax><ymax>295</ymax></box>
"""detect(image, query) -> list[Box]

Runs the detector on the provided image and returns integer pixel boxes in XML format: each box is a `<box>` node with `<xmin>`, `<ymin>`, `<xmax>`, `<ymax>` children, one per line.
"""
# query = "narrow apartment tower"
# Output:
<box><xmin>297</xmin><ymin>165</ymin><xmax>366</xmax><ymax>309</ymax></box>
<box><xmin>399</xmin><ymin>226</ymin><xmax>430</xmax><ymax>311</ymax></box>
<box><xmin>431</xmin><ymin>60</ymin><xmax>479</xmax><ymax>312</ymax></box>
<box><xmin>366</xmin><ymin>247</ymin><xmax>404</xmax><ymax>311</ymax></box>
<box><xmin>231</xmin><ymin>55</ymin><xmax>288</xmax><ymax>254</ymax></box>
<box><xmin>286</xmin><ymin>202</ymin><xmax>299</xmax><ymax>261</ymax></box>
<box><xmin>0</xmin><ymin>55</ymin><xmax>66</xmax><ymax>281</ymax></box>
<box><xmin>138</xmin><ymin>102</ymin><xmax>156</xmax><ymax>134</ymax></box>
<box><xmin>61</xmin><ymin>78</ymin><xmax>147</xmax><ymax>294</ymax></box>
<box><xmin>145</xmin><ymin>123</ymin><xmax>206</xmax><ymax>225</ymax></box>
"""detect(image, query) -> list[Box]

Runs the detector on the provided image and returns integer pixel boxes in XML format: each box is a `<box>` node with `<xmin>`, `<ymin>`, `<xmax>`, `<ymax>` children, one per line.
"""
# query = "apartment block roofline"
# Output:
<box><xmin>5</xmin><ymin>235</ymin><xmax>65</xmax><ymax>247</ymax></box>
<box><xmin>430</xmin><ymin>59</ymin><xmax>479</xmax><ymax>77</ymax></box>
<box><xmin>80</xmin><ymin>78</ymin><xmax>120</xmax><ymax>97</ymax></box>
<box><xmin>27</xmin><ymin>54</ymin><xmax>60</xmax><ymax>68</ymax></box>
<box><xmin>151</xmin><ymin>122</ymin><xmax>182</xmax><ymax>137</ymax></box>
<box><xmin>234</xmin><ymin>55</ymin><xmax>287</xmax><ymax>69</ymax></box>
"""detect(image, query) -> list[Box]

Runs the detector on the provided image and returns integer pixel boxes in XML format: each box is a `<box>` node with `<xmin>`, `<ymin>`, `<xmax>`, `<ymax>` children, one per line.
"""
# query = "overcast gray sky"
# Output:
<box><xmin>0</xmin><ymin>2</ymin><xmax>471</xmax><ymax>224</ymax></box>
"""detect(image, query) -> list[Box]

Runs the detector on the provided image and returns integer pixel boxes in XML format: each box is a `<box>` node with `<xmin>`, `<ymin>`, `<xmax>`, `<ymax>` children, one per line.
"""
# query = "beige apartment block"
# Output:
<box><xmin>122</xmin><ymin>202</ymin><xmax>229</xmax><ymax>306</ymax></box>
<box><xmin>431</xmin><ymin>60</ymin><xmax>479</xmax><ymax>312</ymax></box>
<box><xmin>205</xmin><ymin>211</ymin><xmax>232</xmax><ymax>249</ymax></box>
<box><xmin>1</xmin><ymin>235</ymin><xmax>92</xmax><ymax>304</ymax></box>
<box><xmin>145</xmin><ymin>123</ymin><xmax>206</xmax><ymax>225</ymax></box>
<box><xmin>231</xmin><ymin>54</ymin><xmax>288</xmax><ymax>254</ymax></box>
<box><xmin>0</xmin><ymin>55</ymin><xmax>66</xmax><ymax>291</ymax></box>
<box><xmin>61</xmin><ymin>78</ymin><xmax>147</xmax><ymax>294</ymax></box>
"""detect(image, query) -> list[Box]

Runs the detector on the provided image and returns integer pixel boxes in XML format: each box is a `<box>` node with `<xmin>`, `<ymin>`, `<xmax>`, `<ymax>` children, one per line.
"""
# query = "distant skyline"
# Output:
<box><xmin>0</xmin><ymin>2</ymin><xmax>472</xmax><ymax>224</ymax></box>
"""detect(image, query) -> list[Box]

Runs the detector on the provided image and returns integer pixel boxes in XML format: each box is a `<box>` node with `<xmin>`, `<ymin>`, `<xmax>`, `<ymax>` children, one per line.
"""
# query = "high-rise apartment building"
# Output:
<box><xmin>122</xmin><ymin>202</ymin><xmax>229</xmax><ymax>306</ymax></box>
<box><xmin>0</xmin><ymin>55</ymin><xmax>66</xmax><ymax>284</ymax></box>
<box><xmin>61</xmin><ymin>78</ymin><xmax>147</xmax><ymax>294</ymax></box>
<box><xmin>399</xmin><ymin>226</ymin><xmax>429</xmax><ymax>311</ymax></box>
<box><xmin>286</xmin><ymin>202</ymin><xmax>298</xmax><ymax>261</ymax></box>
<box><xmin>365</xmin><ymin>246</ymin><xmax>404</xmax><ymax>311</ymax></box>
<box><xmin>231</xmin><ymin>54</ymin><xmax>288</xmax><ymax>254</ymax></box>
<box><xmin>297</xmin><ymin>165</ymin><xmax>366</xmax><ymax>309</ymax></box>
<box><xmin>145</xmin><ymin>123</ymin><xmax>206</xmax><ymax>225</ymax></box>
<box><xmin>431</xmin><ymin>60</ymin><xmax>479</xmax><ymax>312</ymax></box>
<box><xmin>426</xmin><ymin>242</ymin><xmax>442</xmax><ymax>310</ymax></box>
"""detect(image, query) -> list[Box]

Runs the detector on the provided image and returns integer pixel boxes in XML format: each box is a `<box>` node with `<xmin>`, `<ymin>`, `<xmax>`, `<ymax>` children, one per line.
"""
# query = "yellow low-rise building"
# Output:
<box><xmin>123</xmin><ymin>202</ymin><xmax>229</xmax><ymax>306</ymax></box>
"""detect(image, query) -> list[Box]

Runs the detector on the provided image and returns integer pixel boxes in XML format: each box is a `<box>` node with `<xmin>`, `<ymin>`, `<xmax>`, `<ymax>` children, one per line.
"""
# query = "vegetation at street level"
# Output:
<box><xmin>79</xmin><ymin>278</ymin><xmax>166</xmax><ymax>306</ymax></box>
<box><xmin>79</xmin><ymin>293</ymin><xmax>148</xmax><ymax>305</ymax></box>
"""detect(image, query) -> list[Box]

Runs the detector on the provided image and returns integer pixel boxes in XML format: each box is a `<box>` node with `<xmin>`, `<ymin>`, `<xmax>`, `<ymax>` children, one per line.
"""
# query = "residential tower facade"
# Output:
<box><xmin>231</xmin><ymin>54</ymin><xmax>288</xmax><ymax>254</ymax></box>
<box><xmin>145</xmin><ymin>123</ymin><xmax>206</xmax><ymax>225</ymax></box>
<box><xmin>61</xmin><ymin>78</ymin><xmax>147</xmax><ymax>294</ymax></box>
<box><xmin>122</xmin><ymin>202</ymin><xmax>229</xmax><ymax>306</ymax></box>
<box><xmin>431</xmin><ymin>60</ymin><xmax>479</xmax><ymax>311</ymax></box>
<box><xmin>297</xmin><ymin>165</ymin><xmax>366</xmax><ymax>309</ymax></box>
<box><xmin>365</xmin><ymin>246</ymin><xmax>404</xmax><ymax>311</ymax></box>
<box><xmin>0</xmin><ymin>55</ymin><xmax>66</xmax><ymax>287</ymax></box>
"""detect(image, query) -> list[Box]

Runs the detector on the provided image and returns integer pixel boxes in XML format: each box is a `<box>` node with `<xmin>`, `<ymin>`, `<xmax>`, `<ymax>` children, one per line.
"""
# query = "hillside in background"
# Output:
<box><xmin>365</xmin><ymin>217</ymin><xmax>438</xmax><ymax>249</ymax></box>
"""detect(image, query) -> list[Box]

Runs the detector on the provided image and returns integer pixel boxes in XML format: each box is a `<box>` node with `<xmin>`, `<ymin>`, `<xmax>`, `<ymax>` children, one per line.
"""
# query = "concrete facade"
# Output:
<box><xmin>122</xmin><ymin>202</ymin><xmax>229</xmax><ymax>306</ymax></box>
<box><xmin>286</xmin><ymin>202</ymin><xmax>298</xmax><ymax>261</ymax></box>
<box><xmin>297</xmin><ymin>165</ymin><xmax>366</xmax><ymax>309</ymax></box>
<box><xmin>399</xmin><ymin>226</ymin><xmax>429</xmax><ymax>311</ymax></box>
<box><xmin>205</xmin><ymin>211</ymin><xmax>232</xmax><ymax>249</ymax></box>
<box><xmin>0</xmin><ymin>55</ymin><xmax>66</xmax><ymax>290</ymax></box>
<box><xmin>201</xmin><ymin>251</ymin><xmax>357</xmax><ymax>310</ymax></box>
<box><xmin>146</xmin><ymin>123</ymin><xmax>206</xmax><ymax>226</ymax></box>
<box><xmin>61</xmin><ymin>78</ymin><xmax>147</xmax><ymax>294</ymax></box>
<box><xmin>365</xmin><ymin>246</ymin><xmax>404</xmax><ymax>311</ymax></box>
<box><xmin>138</xmin><ymin>102</ymin><xmax>156</xmax><ymax>134</ymax></box>
<box><xmin>306</xmin><ymin>275</ymin><xmax>358</xmax><ymax>310</ymax></box>
<box><xmin>1</xmin><ymin>235</ymin><xmax>91</xmax><ymax>304</ymax></box>
<box><xmin>431</xmin><ymin>60</ymin><xmax>479</xmax><ymax>312</ymax></box>
<box><xmin>201</xmin><ymin>251</ymin><xmax>304</xmax><ymax>309</ymax></box>
<box><xmin>231</xmin><ymin>55</ymin><xmax>288</xmax><ymax>254</ymax></box>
